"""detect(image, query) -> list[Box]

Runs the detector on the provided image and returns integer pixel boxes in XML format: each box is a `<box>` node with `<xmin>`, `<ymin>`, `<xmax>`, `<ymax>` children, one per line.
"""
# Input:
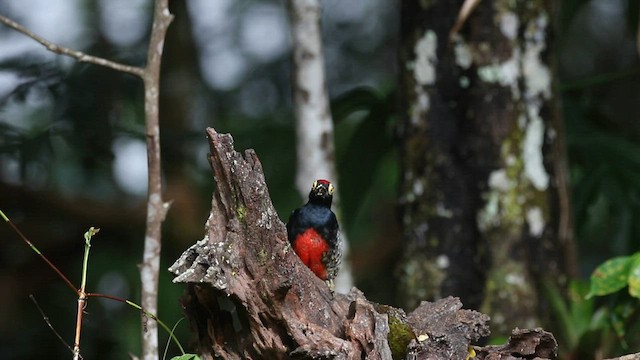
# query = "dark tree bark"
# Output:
<box><xmin>397</xmin><ymin>0</ymin><xmax>573</xmax><ymax>337</ymax></box>
<box><xmin>168</xmin><ymin>128</ymin><xmax>523</xmax><ymax>359</ymax></box>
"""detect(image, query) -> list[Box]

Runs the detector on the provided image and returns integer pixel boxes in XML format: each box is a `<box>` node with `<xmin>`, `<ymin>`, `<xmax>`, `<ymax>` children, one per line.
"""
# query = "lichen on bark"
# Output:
<box><xmin>398</xmin><ymin>0</ymin><xmax>568</xmax><ymax>338</ymax></box>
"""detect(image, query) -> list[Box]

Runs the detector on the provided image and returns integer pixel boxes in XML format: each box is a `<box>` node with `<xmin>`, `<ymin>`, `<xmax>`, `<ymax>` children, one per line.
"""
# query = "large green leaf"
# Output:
<box><xmin>587</xmin><ymin>256</ymin><xmax>633</xmax><ymax>298</ymax></box>
<box><xmin>627</xmin><ymin>253</ymin><xmax>640</xmax><ymax>298</ymax></box>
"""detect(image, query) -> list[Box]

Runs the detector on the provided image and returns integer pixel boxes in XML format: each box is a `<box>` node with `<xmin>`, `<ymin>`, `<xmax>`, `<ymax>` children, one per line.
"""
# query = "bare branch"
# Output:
<box><xmin>0</xmin><ymin>14</ymin><xmax>144</xmax><ymax>78</ymax></box>
<box><xmin>0</xmin><ymin>210</ymin><xmax>78</xmax><ymax>294</ymax></box>
<box><xmin>139</xmin><ymin>1</ymin><xmax>174</xmax><ymax>359</ymax></box>
<box><xmin>449</xmin><ymin>0</ymin><xmax>482</xmax><ymax>41</ymax></box>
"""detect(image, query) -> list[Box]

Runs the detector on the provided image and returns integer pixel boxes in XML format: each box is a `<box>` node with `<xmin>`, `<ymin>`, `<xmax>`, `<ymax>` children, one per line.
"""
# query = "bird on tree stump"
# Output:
<box><xmin>287</xmin><ymin>179</ymin><xmax>342</xmax><ymax>291</ymax></box>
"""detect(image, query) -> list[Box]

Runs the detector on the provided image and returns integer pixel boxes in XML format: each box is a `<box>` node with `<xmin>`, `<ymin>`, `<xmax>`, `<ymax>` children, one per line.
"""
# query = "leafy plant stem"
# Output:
<box><xmin>73</xmin><ymin>227</ymin><xmax>99</xmax><ymax>360</ymax></box>
<box><xmin>163</xmin><ymin>318</ymin><xmax>185</xmax><ymax>360</ymax></box>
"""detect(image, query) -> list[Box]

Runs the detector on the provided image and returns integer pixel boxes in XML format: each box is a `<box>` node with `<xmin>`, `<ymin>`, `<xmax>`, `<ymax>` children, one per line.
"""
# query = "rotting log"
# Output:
<box><xmin>169</xmin><ymin>128</ymin><xmax>557</xmax><ymax>359</ymax></box>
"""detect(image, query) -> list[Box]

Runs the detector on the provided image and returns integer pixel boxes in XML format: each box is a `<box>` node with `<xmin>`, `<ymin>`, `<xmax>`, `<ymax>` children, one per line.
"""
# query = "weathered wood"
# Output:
<box><xmin>475</xmin><ymin>328</ymin><xmax>557</xmax><ymax>360</ymax></box>
<box><xmin>169</xmin><ymin>128</ymin><xmax>542</xmax><ymax>359</ymax></box>
<box><xmin>606</xmin><ymin>353</ymin><xmax>640</xmax><ymax>360</ymax></box>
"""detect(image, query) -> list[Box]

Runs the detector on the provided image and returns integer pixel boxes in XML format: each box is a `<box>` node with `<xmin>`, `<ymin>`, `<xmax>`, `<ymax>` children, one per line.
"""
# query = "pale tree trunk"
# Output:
<box><xmin>140</xmin><ymin>1</ymin><xmax>173</xmax><ymax>358</ymax></box>
<box><xmin>287</xmin><ymin>0</ymin><xmax>352</xmax><ymax>292</ymax></box>
<box><xmin>397</xmin><ymin>0</ymin><xmax>573</xmax><ymax>337</ymax></box>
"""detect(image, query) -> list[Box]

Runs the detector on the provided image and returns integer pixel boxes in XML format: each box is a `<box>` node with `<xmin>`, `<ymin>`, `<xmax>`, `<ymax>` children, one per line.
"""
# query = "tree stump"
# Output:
<box><xmin>168</xmin><ymin>128</ymin><xmax>558</xmax><ymax>359</ymax></box>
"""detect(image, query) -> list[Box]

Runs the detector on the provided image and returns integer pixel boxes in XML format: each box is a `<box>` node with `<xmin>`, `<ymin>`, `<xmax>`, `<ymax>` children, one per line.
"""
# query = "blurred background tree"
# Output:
<box><xmin>397</xmin><ymin>0</ymin><xmax>569</xmax><ymax>339</ymax></box>
<box><xmin>1</xmin><ymin>0</ymin><xmax>640</xmax><ymax>359</ymax></box>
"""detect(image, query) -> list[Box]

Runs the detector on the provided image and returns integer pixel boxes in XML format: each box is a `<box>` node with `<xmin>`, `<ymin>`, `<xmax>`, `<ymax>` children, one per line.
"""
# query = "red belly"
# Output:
<box><xmin>293</xmin><ymin>228</ymin><xmax>329</xmax><ymax>280</ymax></box>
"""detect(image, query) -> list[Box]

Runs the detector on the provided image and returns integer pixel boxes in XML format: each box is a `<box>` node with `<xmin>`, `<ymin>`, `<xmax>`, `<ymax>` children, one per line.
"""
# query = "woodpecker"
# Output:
<box><xmin>287</xmin><ymin>179</ymin><xmax>342</xmax><ymax>290</ymax></box>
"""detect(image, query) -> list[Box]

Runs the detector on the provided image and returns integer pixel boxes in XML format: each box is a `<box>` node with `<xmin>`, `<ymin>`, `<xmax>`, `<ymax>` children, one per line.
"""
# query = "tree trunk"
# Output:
<box><xmin>287</xmin><ymin>0</ymin><xmax>353</xmax><ymax>292</ymax></box>
<box><xmin>397</xmin><ymin>0</ymin><xmax>571</xmax><ymax>337</ymax></box>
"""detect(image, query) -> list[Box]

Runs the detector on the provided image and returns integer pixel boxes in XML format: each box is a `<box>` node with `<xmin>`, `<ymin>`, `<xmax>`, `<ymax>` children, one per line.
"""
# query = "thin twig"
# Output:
<box><xmin>0</xmin><ymin>14</ymin><xmax>144</xmax><ymax>78</ymax></box>
<box><xmin>449</xmin><ymin>0</ymin><xmax>482</xmax><ymax>41</ymax></box>
<box><xmin>0</xmin><ymin>210</ymin><xmax>78</xmax><ymax>294</ymax></box>
<box><xmin>30</xmin><ymin>295</ymin><xmax>78</xmax><ymax>357</ymax></box>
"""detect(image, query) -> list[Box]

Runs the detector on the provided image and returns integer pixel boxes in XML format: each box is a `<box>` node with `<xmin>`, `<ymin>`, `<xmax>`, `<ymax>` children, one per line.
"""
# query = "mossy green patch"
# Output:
<box><xmin>257</xmin><ymin>248</ymin><xmax>269</xmax><ymax>267</ymax></box>
<box><xmin>236</xmin><ymin>205</ymin><xmax>247</xmax><ymax>222</ymax></box>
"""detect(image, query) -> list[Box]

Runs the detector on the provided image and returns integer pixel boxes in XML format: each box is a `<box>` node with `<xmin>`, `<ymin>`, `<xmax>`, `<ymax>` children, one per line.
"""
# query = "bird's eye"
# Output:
<box><xmin>328</xmin><ymin>183</ymin><xmax>334</xmax><ymax>195</ymax></box>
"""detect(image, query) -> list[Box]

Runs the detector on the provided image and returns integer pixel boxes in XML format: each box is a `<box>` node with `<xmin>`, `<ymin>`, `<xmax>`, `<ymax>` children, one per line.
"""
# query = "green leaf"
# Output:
<box><xmin>587</xmin><ymin>256</ymin><xmax>633</xmax><ymax>298</ymax></box>
<box><xmin>627</xmin><ymin>254</ymin><xmax>640</xmax><ymax>298</ymax></box>
<box><xmin>170</xmin><ymin>355</ymin><xmax>199</xmax><ymax>360</ymax></box>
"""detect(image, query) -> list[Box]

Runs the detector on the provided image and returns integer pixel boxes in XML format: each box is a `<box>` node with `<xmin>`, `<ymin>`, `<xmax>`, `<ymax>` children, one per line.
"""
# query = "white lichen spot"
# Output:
<box><xmin>499</xmin><ymin>11</ymin><xmax>519</xmax><ymax>41</ymax></box>
<box><xmin>436</xmin><ymin>203</ymin><xmax>453</xmax><ymax>218</ymax></box>
<box><xmin>525</xmin><ymin>13</ymin><xmax>549</xmax><ymax>44</ymax></box>
<box><xmin>477</xmin><ymin>65</ymin><xmax>498</xmax><ymax>83</ymax></box>
<box><xmin>459</xmin><ymin>76</ymin><xmax>470</xmax><ymax>88</ymax></box>
<box><xmin>418</xmin><ymin>91</ymin><xmax>430</xmax><ymax>110</ymax></box>
<box><xmin>436</xmin><ymin>255</ymin><xmax>450</xmax><ymax>269</ymax></box>
<box><xmin>454</xmin><ymin>40</ymin><xmax>473</xmax><ymax>69</ymax></box>
<box><xmin>523</xmin><ymin>42</ymin><xmax>551</xmax><ymax>100</ymax></box>
<box><xmin>477</xmin><ymin>166</ymin><xmax>521</xmax><ymax>231</ymax></box>
<box><xmin>488</xmin><ymin>169</ymin><xmax>511</xmax><ymax>192</ymax></box>
<box><xmin>413</xmin><ymin>30</ymin><xmax>438</xmax><ymax>85</ymax></box>
<box><xmin>505</xmin><ymin>273</ymin><xmax>525</xmax><ymax>287</ymax></box>
<box><xmin>477</xmin><ymin>51</ymin><xmax>519</xmax><ymax>88</ymax></box>
<box><xmin>526</xmin><ymin>206</ymin><xmax>545</xmax><ymax>237</ymax></box>
<box><xmin>403</xmin><ymin>192</ymin><xmax>416</xmax><ymax>203</ymax></box>
<box><xmin>417</xmin><ymin>334</ymin><xmax>429</xmax><ymax>342</ymax></box>
<box><xmin>477</xmin><ymin>193</ymin><xmax>499</xmax><ymax>232</ymax></box>
<box><xmin>522</xmin><ymin>115</ymin><xmax>549</xmax><ymax>191</ymax></box>
<box><xmin>413</xmin><ymin>179</ymin><xmax>424</xmax><ymax>196</ymax></box>
<box><xmin>517</xmin><ymin>113</ymin><xmax>527</xmax><ymax>129</ymax></box>
<box><xmin>522</xmin><ymin>13</ymin><xmax>551</xmax><ymax>100</ymax></box>
<box><xmin>477</xmin><ymin>48</ymin><xmax>522</xmax><ymax>99</ymax></box>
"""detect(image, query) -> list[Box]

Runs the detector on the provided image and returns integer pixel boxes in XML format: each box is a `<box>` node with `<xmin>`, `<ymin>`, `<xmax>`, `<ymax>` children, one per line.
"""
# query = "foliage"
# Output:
<box><xmin>332</xmin><ymin>86</ymin><xmax>396</xmax><ymax>238</ymax></box>
<box><xmin>170</xmin><ymin>354</ymin><xmax>200</xmax><ymax>360</ymax></box>
<box><xmin>587</xmin><ymin>254</ymin><xmax>640</xmax><ymax>299</ymax></box>
<box><xmin>585</xmin><ymin>253</ymin><xmax>640</xmax><ymax>350</ymax></box>
<box><xmin>544</xmin><ymin>280</ymin><xmax>610</xmax><ymax>358</ymax></box>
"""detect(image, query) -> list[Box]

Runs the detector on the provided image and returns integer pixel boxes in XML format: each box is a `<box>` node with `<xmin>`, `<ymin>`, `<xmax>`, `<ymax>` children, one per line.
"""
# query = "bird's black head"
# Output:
<box><xmin>308</xmin><ymin>179</ymin><xmax>334</xmax><ymax>207</ymax></box>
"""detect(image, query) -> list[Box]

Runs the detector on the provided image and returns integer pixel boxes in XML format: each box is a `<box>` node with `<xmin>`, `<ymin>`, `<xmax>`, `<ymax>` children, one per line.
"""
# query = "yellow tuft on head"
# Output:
<box><xmin>312</xmin><ymin>179</ymin><xmax>334</xmax><ymax>195</ymax></box>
